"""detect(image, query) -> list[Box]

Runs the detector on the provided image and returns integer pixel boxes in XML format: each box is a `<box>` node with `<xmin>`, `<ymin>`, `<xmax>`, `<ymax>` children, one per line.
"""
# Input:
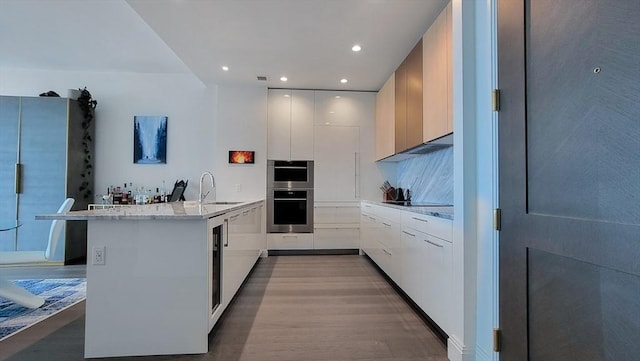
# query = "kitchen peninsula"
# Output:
<box><xmin>37</xmin><ymin>200</ymin><xmax>265</xmax><ymax>358</ymax></box>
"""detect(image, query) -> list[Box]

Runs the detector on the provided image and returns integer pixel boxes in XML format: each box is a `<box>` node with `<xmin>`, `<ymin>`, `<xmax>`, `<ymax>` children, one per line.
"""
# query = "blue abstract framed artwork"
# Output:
<box><xmin>133</xmin><ymin>115</ymin><xmax>168</xmax><ymax>164</ymax></box>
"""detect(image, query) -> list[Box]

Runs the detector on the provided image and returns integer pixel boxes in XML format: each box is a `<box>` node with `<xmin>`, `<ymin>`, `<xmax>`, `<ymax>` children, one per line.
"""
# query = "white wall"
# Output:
<box><xmin>214</xmin><ymin>85</ymin><xmax>268</xmax><ymax>201</ymax></box>
<box><xmin>0</xmin><ymin>68</ymin><xmax>216</xmax><ymax>202</ymax></box>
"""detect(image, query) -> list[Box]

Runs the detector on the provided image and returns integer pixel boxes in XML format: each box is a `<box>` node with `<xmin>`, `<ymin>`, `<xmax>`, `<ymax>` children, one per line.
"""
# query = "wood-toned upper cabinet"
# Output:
<box><xmin>423</xmin><ymin>2</ymin><xmax>452</xmax><ymax>143</ymax></box>
<box><xmin>395</xmin><ymin>39</ymin><xmax>423</xmax><ymax>153</ymax></box>
<box><xmin>394</xmin><ymin>60</ymin><xmax>407</xmax><ymax>153</ymax></box>
<box><xmin>375</xmin><ymin>73</ymin><xmax>395</xmax><ymax>160</ymax></box>
<box><xmin>405</xmin><ymin>38</ymin><xmax>423</xmax><ymax>149</ymax></box>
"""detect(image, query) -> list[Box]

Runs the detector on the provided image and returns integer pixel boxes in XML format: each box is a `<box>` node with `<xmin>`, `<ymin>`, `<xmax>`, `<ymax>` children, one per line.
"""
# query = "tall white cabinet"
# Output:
<box><xmin>267</xmin><ymin>89</ymin><xmax>314</xmax><ymax>160</ymax></box>
<box><xmin>267</xmin><ymin>89</ymin><xmax>376</xmax><ymax>250</ymax></box>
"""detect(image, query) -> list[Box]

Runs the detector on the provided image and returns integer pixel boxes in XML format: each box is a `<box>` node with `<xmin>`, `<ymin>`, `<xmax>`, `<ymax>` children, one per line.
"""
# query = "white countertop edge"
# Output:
<box><xmin>361</xmin><ymin>200</ymin><xmax>454</xmax><ymax>220</ymax></box>
<box><xmin>36</xmin><ymin>200</ymin><xmax>264</xmax><ymax>221</ymax></box>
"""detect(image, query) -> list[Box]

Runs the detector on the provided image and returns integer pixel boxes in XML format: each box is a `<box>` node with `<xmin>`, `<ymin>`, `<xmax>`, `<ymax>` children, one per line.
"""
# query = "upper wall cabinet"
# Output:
<box><xmin>395</xmin><ymin>39</ymin><xmax>423</xmax><ymax>153</ymax></box>
<box><xmin>314</xmin><ymin>91</ymin><xmax>370</xmax><ymax>126</ymax></box>
<box><xmin>375</xmin><ymin>73</ymin><xmax>395</xmax><ymax>160</ymax></box>
<box><xmin>267</xmin><ymin>89</ymin><xmax>314</xmax><ymax>160</ymax></box>
<box><xmin>423</xmin><ymin>2</ymin><xmax>452</xmax><ymax>143</ymax></box>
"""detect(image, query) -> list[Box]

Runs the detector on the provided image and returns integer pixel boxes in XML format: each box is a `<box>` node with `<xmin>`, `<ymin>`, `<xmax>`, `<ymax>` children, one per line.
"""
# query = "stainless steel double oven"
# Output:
<box><xmin>267</xmin><ymin>160</ymin><xmax>313</xmax><ymax>233</ymax></box>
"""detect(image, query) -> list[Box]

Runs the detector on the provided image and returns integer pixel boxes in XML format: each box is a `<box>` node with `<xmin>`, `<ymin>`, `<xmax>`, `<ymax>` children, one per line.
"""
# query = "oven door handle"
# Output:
<box><xmin>273</xmin><ymin>198</ymin><xmax>308</xmax><ymax>201</ymax></box>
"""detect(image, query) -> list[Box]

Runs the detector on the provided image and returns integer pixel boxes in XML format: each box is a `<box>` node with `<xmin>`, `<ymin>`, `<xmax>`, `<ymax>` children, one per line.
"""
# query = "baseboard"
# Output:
<box><xmin>267</xmin><ymin>249</ymin><xmax>359</xmax><ymax>256</ymax></box>
<box><xmin>448</xmin><ymin>335</ymin><xmax>475</xmax><ymax>361</ymax></box>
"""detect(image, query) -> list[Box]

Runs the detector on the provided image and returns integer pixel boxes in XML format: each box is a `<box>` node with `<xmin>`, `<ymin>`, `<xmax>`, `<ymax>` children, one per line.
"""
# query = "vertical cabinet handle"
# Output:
<box><xmin>15</xmin><ymin>163</ymin><xmax>22</xmax><ymax>194</ymax></box>
<box><xmin>224</xmin><ymin>219</ymin><xmax>229</xmax><ymax>247</ymax></box>
<box><xmin>354</xmin><ymin>152</ymin><xmax>360</xmax><ymax>199</ymax></box>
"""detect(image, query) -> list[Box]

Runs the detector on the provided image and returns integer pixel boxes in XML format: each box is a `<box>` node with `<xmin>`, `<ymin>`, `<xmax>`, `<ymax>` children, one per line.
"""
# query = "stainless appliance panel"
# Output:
<box><xmin>267</xmin><ymin>160</ymin><xmax>314</xmax><ymax>189</ymax></box>
<box><xmin>267</xmin><ymin>188</ymin><xmax>313</xmax><ymax>233</ymax></box>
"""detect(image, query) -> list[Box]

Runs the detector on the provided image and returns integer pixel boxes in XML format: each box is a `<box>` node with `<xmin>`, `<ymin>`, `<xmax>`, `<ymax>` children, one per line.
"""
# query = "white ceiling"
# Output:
<box><xmin>1</xmin><ymin>0</ymin><xmax>447</xmax><ymax>91</ymax></box>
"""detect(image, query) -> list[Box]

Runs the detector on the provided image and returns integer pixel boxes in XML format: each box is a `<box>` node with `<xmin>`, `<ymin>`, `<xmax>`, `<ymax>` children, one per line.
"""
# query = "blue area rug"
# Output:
<box><xmin>0</xmin><ymin>278</ymin><xmax>86</xmax><ymax>341</ymax></box>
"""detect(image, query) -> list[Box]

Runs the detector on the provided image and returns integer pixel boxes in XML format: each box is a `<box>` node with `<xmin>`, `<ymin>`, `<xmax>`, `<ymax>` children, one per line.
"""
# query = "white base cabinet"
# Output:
<box><xmin>222</xmin><ymin>204</ymin><xmax>264</xmax><ymax>307</ymax></box>
<box><xmin>360</xmin><ymin>203</ymin><xmax>401</xmax><ymax>281</ymax></box>
<box><xmin>361</xmin><ymin>202</ymin><xmax>453</xmax><ymax>334</ymax></box>
<box><xmin>314</xmin><ymin>202</ymin><xmax>360</xmax><ymax>249</ymax></box>
<box><xmin>267</xmin><ymin>233</ymin><xmax>313</xmax><ymax>250</ymax></box>
<box><xmin>83</xmin><ymin>201</ymin><xmax>265</xmax><ymax>358</ymax></box>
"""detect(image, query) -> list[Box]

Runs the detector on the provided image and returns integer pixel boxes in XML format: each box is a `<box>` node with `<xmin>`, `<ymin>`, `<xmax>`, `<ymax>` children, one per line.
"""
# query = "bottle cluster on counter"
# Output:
<box><xmin>107</xmin><ymin>181</ymin><xmax>168</xmax><ymax>205</ymax></box>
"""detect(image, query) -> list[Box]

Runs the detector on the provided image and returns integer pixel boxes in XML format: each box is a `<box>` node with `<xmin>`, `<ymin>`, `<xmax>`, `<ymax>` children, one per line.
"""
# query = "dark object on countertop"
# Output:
<box><xmin>405</xmin><ymin>189</ymin><xmax>412</xmax><ymax>205</ymax></box>
<box><xmin>395</xmin><ymin>187</ymin><xmax>405</xmax><ymax>202</ymax></box>
<box><xmin>39</xmin><ymin>91</ymin><xmax>60</xmax><ymax>97</ymax></box>
<box><xmin>169</xmin><ymin>179</ymin><xmax>188</xmax><ymax>202</ymax></box>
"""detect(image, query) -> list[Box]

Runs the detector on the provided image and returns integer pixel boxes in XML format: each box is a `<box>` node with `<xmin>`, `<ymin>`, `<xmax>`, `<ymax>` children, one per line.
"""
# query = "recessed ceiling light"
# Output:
<box><xmin>280</xmin><ymin>76</ymin><xmax>288</xmax><ymax>82</ymax></box>
<box><xmin>284</xmin><ymin>94</ymin><xmax>290</xmax><ymax>98</ymax></box>
<box><xmin>325</xmin><ymin>122</ymin><xmax>330</xmax><ymax>125</ymax></box>
<box><xmin>352</xmin><ymin>44</ymin><xmax>362</xmax><ymax>52</ymax></box>
<box><xmin>221</xmin><ymin>66</ymin><xmax>229</xmax><ymax>71</ymax></box>
<box><xmin>329</xmin><ymin>111</ymin><xmax>335</xmax><ymax>114</ymax></box>
<box><xmin>340</xmin><ymin>78</ymin><xmax>348</xmax><ymax>84</ymax></box>
<box><xmin>335</xmin><ymin>95</ymin><xmax>341</xmax><ymax>99</ymax></box>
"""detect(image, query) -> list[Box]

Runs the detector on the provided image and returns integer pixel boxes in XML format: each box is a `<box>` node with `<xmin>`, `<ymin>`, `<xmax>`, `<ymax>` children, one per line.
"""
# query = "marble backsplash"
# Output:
<box><xmin>396</xmin><ymin>146</ymin><xmax>453</xmax><ymax>204</ymax></box>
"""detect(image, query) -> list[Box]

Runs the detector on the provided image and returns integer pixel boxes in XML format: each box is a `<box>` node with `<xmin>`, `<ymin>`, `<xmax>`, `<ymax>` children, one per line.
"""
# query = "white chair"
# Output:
<box><xmin>0</xmin><ymin>198</ymin><xmax>74</xmax><ymax>308</ymax></box>
<box><xmin>0</xmin><ymin>198</ymin><xmax>74</xmax><ymax>264</ymax></box>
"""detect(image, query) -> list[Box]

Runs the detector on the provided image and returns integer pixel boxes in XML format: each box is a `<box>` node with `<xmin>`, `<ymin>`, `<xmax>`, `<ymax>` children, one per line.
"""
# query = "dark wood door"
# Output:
<box><xmin>497</xmin><ymin>1</ymin><xmax>640</xmax><ymax>360</ymax></box>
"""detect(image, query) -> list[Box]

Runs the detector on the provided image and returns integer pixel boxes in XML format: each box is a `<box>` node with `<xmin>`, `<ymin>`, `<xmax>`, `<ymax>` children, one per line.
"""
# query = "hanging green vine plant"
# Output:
<box><xmin>77</xmin><ymin>87</ymin><xmax>97</xmax><ymax>201</ymax></box>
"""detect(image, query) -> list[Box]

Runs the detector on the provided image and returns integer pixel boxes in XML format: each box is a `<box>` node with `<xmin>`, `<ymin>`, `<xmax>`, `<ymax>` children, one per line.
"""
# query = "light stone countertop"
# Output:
<box><xmin>36</xmin><ymin>200</ymin><xmax>264</xmax><ymax>221</ymax></box>
<box><xmin>362</xmin><ymin>200</ymin><xmax>454</xmax><ymax>220</ymax></box>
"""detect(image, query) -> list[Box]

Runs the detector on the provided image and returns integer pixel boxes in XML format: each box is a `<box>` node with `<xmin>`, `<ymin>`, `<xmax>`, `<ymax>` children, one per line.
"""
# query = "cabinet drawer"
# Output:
<box><xmin>267</xmin><ymin>233</ymin><xmax>313</xmax><ymax>250</ymax></box>
<box><xmin>402</xmin><ymin>211</ymin><xmax>452</xmax><ymax>241</ymax></box>
<box><xmin>315</xmin><ymin>206</ymin><xmax>360</xmax><ymax>224</ymax></box>
<box><xmin>361</xmin><ymin>203</ymin><xmax>401</xmax><ymax>223</ymax></box>
<box><xmin>313</xmin><ymin>228</ymin><xmax>359</xmax><ymax>249</ymax></box>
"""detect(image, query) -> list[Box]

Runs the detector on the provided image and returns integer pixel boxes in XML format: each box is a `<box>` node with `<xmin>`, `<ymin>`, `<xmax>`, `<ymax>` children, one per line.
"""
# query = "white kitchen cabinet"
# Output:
<box><xmin>360</xmin><ymin>208</ymin><xmax>376</xmax><ymax>254</ymax></box>
<box><xmin>267</xmin><ymin>233</ymin><xmax>313</xmax><ymax>250</ymax></box>
<box><xmin>401</xmin><ymin>210</ymin><xmax>453</xmax><ymax>334</ymax></box>
<box><xmin>314</xmin><ymin>90</ymin><xmax>372</xmax><ymax>126</ymax></box>
<box><xmin>267</xmin><ymin>89</ymin><xmax>291</xmax><ymax>160</ymax></box>
<box><xmin>222</xmin><ymin>211</ymin><xmax>241</xmax><ymax>306</ymax></box>
<box><xmin>400</xmin><ymin>225</ymin><xmax>424</xmax><ymax>304</ymax></box>
<box><xmin>314</xmin><ymin>202</ymin><xmax>360</xmax><ymax>249</ymax></box>
<box><xmin>313</xmin><ymin>227</ymin><xmax>360</xmax><ymax>249</ymax></box>
<box><xmin>290</xmin><ymin>90</ymin><xmax>315</xmax><ymax>160</ymax></box>
<box><xmin>378</xmin><ymin>216</ymin><xmax>401</xmax><ymax>282</ymax></box>
<box><xmin>267</xmin><ymin>89</ymin><xmax>314</xmax><ymax>160</ymax></box>
<box><xmin>222</xmin><ymin>205</ymin><xmax>264</xmax><ymax>307</ymax></box>
<box><xmin>314</xmin><ymin>125</ymin><xmax>360</xmax><ymax>201</ymax></box>
<box><xmin>360</xmin><ymin>203</ymin><xmax>402</xmax><ymax>282</ymax></box>
<box><xmin>421</xmin><ymin>233</ymin><xmax>452</xmax><ymax>334</ymax></box>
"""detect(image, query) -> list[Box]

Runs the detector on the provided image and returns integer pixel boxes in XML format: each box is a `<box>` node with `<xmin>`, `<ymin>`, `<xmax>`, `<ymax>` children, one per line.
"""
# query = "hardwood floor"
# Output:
<box><xmin>1</xmin><ymin>255</ymin><xmax>447</xmax><ymax>361</ymax></box>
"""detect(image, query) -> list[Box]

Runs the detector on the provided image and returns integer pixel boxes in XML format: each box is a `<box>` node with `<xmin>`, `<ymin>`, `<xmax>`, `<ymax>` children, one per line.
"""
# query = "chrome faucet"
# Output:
<box><xmin>199</xmin><ymin>171</ymin><xmax>215</xmax><ymax>203</ymax></box>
